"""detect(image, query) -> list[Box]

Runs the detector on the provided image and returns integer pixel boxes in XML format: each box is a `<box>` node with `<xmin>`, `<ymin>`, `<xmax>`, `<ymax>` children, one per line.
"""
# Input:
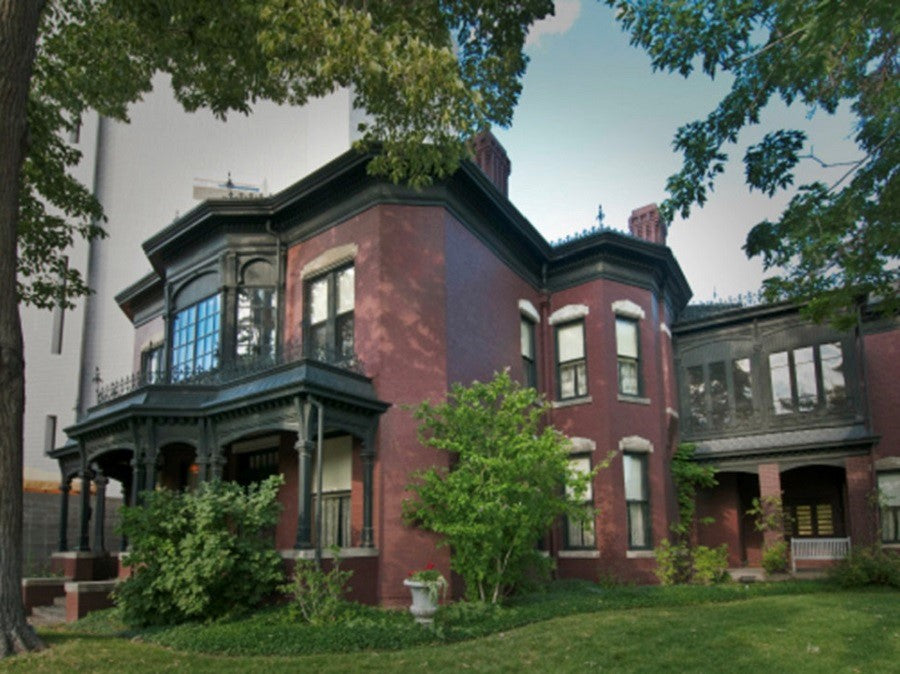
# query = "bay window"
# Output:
<box><xmin>769</xmin><ymin>342</ymin><xmax>846</xmax><ymax>415</ymax></box>
<box><xmin>623</xmin><ymin>452</ymin><xmax>650</xmax><ymax>549</ymax></box>
<box><xmin>171</xmin><ymin>294</ymin><xmax>221</xmax><ymax>380</ymax></box>
<box><xmin>236</xmin><ymin>287</ymin><xmax>277</xmax><ymax>360</ymax></box>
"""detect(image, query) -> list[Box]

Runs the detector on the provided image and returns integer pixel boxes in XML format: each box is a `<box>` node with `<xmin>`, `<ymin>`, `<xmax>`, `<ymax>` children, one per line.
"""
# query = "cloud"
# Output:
<box><xmin>525</xmin><ymin>0</ymin><xmax>581</xmax><ymax>47</ymax></box>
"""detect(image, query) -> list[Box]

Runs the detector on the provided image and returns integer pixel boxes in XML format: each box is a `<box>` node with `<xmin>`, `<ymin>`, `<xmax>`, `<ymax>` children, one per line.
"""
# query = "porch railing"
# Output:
<box><xmin>313</xmin><ymin>491</ymin><xmax>352</xmax><ymax>548</ymax></box>
<box><xmin>790</xmin><ymin>537</ymin><xmax>851</xmax><ymax>574</ymax></box>
<box><xmin>95</xmin><ymin>338</ymin><xmax>364</xmax><ymax>404</ymax></box>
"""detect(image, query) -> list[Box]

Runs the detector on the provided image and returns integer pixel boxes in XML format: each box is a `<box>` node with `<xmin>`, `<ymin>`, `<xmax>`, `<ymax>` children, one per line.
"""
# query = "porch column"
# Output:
<box><xmin>845</xmin><ymin>456</ymin><xmax>875</xmax><ymax>546</ymax></box>
<box><xmin>77</xmin><ymin>468</ymin><xmax>93</xmax><ymax>552</ymax></box>
<box><xmin>57</xmin><ymin>479</ymin><xmax>71</xmax><ymax>552</ymax></box>
<box><xmin>143</xmin><ymin>452</ymin><xmax>158</xmax><ymax>494</ymax></box>
<box><xmin>294</xmin><ymin>436</ymin><xmax>314</xmax><ymax>549</ymax></box>
<box><xmin>758</xmin><ymin>462</ymin><xmax>783</xmax><ymax>549</ymax></box>
<box><xmin>92</xmin><ymin>471</ymin><xmax>108</xmax><ymax>553</ymax></box>
<box><xmin>361</xmin><ymin>452</ymin><xmax>375</xmax><ymax>548</ymax></box>
<box><xmin>129</xmin><ymin>456</ymin><xmax>144</xmax><ymax>507</ymax></box>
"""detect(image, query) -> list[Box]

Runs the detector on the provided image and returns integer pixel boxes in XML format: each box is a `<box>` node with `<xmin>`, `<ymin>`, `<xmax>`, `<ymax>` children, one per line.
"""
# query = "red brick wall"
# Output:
<box><xmin>864</xmin><ymin>330</ymin><xmax>900</xmax><ymax>463</ymax></box>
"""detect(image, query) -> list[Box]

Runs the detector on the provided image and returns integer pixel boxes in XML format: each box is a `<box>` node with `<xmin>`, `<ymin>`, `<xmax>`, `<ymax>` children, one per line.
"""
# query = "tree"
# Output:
<box><xmin>0</xmin><ymin>0</ymin><xmax>555</xmax><ymax>655</ymax></box>
<box><xmin>607</xmin><ymin>0</ymin><xmax>898</xmax><ymax>327</ymax></box>
<box><xmin>403</xmin><ymin>371</ymin><xmax>599</xmax><ymax>603</ymax></box>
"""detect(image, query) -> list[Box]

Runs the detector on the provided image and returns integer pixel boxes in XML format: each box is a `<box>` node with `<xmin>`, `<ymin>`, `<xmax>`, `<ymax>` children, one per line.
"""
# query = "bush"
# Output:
<box><xmin>692</xmin><ymin>544</ymin><xmax>730</xmax><ymax>584</ymax></box>
<box><xmin>655</xmin><ymin>539</ymin><xmax>729</xmax><ymax>585</ymax></box>
<box><xmin>761</xmin><ymin>541</ymin><xmax>789</xmax><ymax>575</ymax></box>
<box><xmin>115</xmin><ymin>476</ymin><xmax>285</xmax><ymax>626</ymax></box>
<box><xmin>828</xmin><ymin>546</ymin><xmax>900</xmax><ymax>588</ymax></box>
<box><xmin>281</xmin><ymin>550</ymin><xmax>354</xmax><ymax>625</ymax></box>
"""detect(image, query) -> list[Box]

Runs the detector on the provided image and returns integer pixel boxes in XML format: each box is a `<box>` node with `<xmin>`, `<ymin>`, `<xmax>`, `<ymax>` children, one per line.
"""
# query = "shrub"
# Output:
<box><xmin>281</xmin><ymin>550</ymin><xmax>354</xmax><ymax>625</ymax></box>
<box><xmin>761</xmin><ymin>540</ymin><xmax>789</xmax><ymax>575</ymax></box>
<box><xmin>828</xmin><ymin>546</ymin><xmax>900</xmax><ymax>588</ymax></box>
<box><xmin>655</xmin><ymin>539</ymin><xmax>729</xmax><ymax>585</ymax></box>
<box><xmin>692</xmin><ymin>544</ymin><xmax>730</xmax><ymax>585</ymax></box>
<box><xmin>115</xmin><ymin>475</ymin><xmax>284</xmax><ymax>626</ymax></box>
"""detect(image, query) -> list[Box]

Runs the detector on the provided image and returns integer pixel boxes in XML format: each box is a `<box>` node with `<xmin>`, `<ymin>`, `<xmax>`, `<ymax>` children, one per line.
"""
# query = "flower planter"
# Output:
<box><xmin>403</xmin><ymin>578</ymin><xmax>439</xmax><ymax>625</ymax></box>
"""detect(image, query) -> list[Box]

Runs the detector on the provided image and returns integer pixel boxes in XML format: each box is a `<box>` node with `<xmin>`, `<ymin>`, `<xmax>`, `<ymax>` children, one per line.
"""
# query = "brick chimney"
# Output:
<box><xmin>471</xmin><ymin>130</ymin><xmax>511</xmax><ymax>197</ymax></box>
<box><xmin>628</xmin><ymin>204</ymin><xmax>667</xmax><ymax>245</ymax></box>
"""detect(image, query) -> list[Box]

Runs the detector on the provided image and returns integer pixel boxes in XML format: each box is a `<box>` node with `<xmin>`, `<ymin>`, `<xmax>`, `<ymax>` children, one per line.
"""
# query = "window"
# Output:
<box><xmin>769</xmin><ymin>342</ymin><xmax>846</xmax><ymax>415</ymax></box>
<box><xmin>686</xmin><ymin>357</ymin><xmax>754</xmax><ymax>432</ymax></box>
<box><xmin>171</xmin><ymin>294</ymin><xmax>221</xmax><ymax>380</ymax></box>
<box><xmin>565</xmin><ymin>456</ymin><xmax>595</xmax><ymax>549</ymax></box>
<box><xmin>141</xmin><ymin>344</ymin><xmax>164</xmax><ymax>383</ymax></box>
<box><xmin>623</xmin><ymin>453</ymin><xmax>650</xmax><ymax>549</ymax></box>
<box><xmin>878</xmin><ymin>472</ymin><xmax>900</xmax><ymax>544</ymax></box>
<box><xmin>788</xmin><ymin>501</ymin><xmax>837</xmax><ymax>538</ymax></box>
<box><xmin>305</xmin><ymin>265</ymin><xmax>354</xmax><ymax>362</ymax></box>
<box><xmin>556</xmin><ymin>321</ymin><xmax>587</xmax><ymax>399</ymax></box>
<box><xmin>521</xmin><ymin>317</ymin><xmax>537</xmax><ymax>389</ymax></box>
<box><xmin>616</xmin><ymin>318</ymin><xmax>640</xmax><ymax>396</ymax></box>
<box><xmin>236</xmin><ymin>287</ymin><xmax>277</xmax><ymax>360</ymax></box>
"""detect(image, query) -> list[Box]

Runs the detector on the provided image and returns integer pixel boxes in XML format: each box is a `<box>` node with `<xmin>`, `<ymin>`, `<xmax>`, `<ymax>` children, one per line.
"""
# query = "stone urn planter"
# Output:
<box><xmin>403</xmin><ymin>578</ymin><xmax>441</xmax><ymax>625</ymax></box>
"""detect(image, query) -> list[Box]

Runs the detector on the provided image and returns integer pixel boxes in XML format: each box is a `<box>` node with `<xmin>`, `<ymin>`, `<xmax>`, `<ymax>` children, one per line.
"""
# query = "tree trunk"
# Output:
<box><xmin>0</xmin><ymin>0</ymin><xmax>47</xmax><ymax>657</ymax></box>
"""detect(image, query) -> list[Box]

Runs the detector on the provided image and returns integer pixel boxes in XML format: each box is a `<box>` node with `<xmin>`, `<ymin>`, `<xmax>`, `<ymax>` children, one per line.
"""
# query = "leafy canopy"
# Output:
<box><xmin>23</xmin><ymin>0</ymin><xmax>554</xmax><ymax>308</ymax></box>
<box><xmin>404</xmin><ymin>371</ymin><xmax>601</xmax><ymax>603</ymax></box>
<box><xmin>608</xmin><ymin>0</ymin><xmax>898</xmax><ymax>326</ymax></box>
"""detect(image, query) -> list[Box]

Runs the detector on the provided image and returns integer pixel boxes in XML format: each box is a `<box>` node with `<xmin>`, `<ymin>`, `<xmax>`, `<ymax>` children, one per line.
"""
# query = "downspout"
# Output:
<box><xmin>308</xmin><ymin>395</ymin><xmax>325</xmax><ymax>567</ymax></box>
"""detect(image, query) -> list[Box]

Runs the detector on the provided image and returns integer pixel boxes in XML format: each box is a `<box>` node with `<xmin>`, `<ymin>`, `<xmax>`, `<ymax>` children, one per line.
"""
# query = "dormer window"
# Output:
<box><xmin>305</xmin><ymin>264</ymin><xmax>354</xmax><ymax>362</ymax></box>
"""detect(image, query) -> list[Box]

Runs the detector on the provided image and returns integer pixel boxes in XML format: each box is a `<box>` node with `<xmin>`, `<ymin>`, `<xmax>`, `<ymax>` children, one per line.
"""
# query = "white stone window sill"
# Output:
<box><xmin>552</xmin><ymin>395</ymin><xmax>593</xmax><ymax>409</ymax></box>
<box><xmin>558</xmin><ymin>549</ymin><xmax>600</xmax><ymax>559</ymax></box>
<box><xmin>881</xmin><ymin>543</ymin><xmax>900</xmax><ymax>550</ymax></box>
<box><xmin>626</xmin><ymin>550</ymin><xmax>655</xmax><ymax>559</ymax></box>
<box><xmin>618</xmin><ymin>394</ymin><xmax>651</xmax><ymax>405</ymax></box>
<box><xmin>282</xmin><ymin>547</ymin><xmax>379</xmax><ymax>560</ymax></box>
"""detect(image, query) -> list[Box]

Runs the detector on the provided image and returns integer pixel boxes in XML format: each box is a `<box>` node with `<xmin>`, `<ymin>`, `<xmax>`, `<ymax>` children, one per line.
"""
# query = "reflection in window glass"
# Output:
<box><xmin>336</xmin><ymin>267</ymin><xmax>354</xmax><ymax>315</ymax></box>
<box><xmin>565</xmin><ymin>457</ymin><xmax>595</xmax><ymax>548</ymax></box>
<box><xmin>878</xmin><ymin>472</ymin><xmax>900</xmax><ymax>543</ymax></box>
<box><xmin>556</xmin><ymin>322</ymin><xmax>587</xmax><ymax>399</ymax></box>
<box><xmin>304</xmin><ymin>265</ymin><xmax>355</xmax><ymax>362</ymax></box>
<box><xmin>236</xmin><ymin>288</ymin><xmax>276</xmax><ymax>359</ymax></box>
<box><xmin>820</xmin><ymin>342</ymin><xmax>846</xmax><ymax>409</ymax></box>
<box><xmin>794</xmin><ymin>346</ymin><xmax>817</xmax><ymax>412</ymax></box>
<box><xmin>623</xmin><ymin>453</ymin><xmax>650</xmax><ymax>549</ymax></box>
<box><xmin>308</xmin><ymin>277</ymin><xmax>328</xmax><ymax>325</ymax></box>
<box><xmin>708</xmin><ymin>361</ymin><xmax>729</xmax><ymax>429</ymax></box>
<box><xmin>616</xmin><ymin>318</ymin><xmax>640</xmax><ymax>396</ymax></box>
<box><xmin>769</xmin><ymin>351</ymin><xmax>792</xmax><ymax>414</ymax></box>
<box><xmin>732</xmin><ymin>358</ymin><xmax>753</xmax><ymax>421</ymax></box>
<box><xmin>521</xmin><ymin>318</ymin><xmax>536</xmax><ymax>388</ymax></box>
<box><xmin>687</xmin><ymin>365</ymin><xmax>707</xmax><ymax>430</ymax></box>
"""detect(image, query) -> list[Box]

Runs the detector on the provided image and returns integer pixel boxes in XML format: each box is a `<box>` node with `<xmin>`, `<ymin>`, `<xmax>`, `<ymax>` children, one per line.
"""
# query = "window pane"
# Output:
<box><xmin>616</xmin><ymin>318</ymin><xmax>638</xmax><ymax>358</ymax></box>
<box><xmin>732</xmin><ymin>358</ymin><xmax>753</xmax><ymax>421</ymax></box>
<box><xmin>560</xmin><ymin>362</ymin><xmax>576</xmax><ymax>399</ymax></box>
<box><xmin>567</xmin><ymin>457</ymin><xmax>593</xmax><ymax>500</ymax></box>
<box><xmin>618</xmin><ymin>359</ymin><xmax>638</xmax><ymax>396</ymax></box>
<box><xmin>623</xmin><ymin>454</ymin><xmax>645</xmax><ymax>500</ymax></box>
<box><xmin>309</xmin><ymin>324</ymin><xmax>327</xmax><ymax>359</ymax></box>
<box><xmin>337</xmin><ymin>314</ymin><xmax>354</xmax><ymax>359</ymax></box>
<box><xmin>769</xmin><ymin>351</ymin><xmax>792</xmax><ymax>414</ymax></box>
<box><xmin>308</xmin><ymin>277</ymin><xmax>328</xmax><ymax>324</ymax></box>
<box><xmin>520</xmin><ymin>319</ymin><xmax>534</xmax><ymax>359</ymax></box>
<box><xmin>794</xmin><ymin>346</ymin><xmax>816</xmax><ymax>411</ymax></box>
<box><xmin>236</xmin><ymin>288</ymin><xmax>276</xmax><ymax>358</ymax></box>
<box><xmin>628</xmin><ymin>503</ymin><xmax>648</xmax><ymax>548</ymax></box>
<box><xmin>879</xmin><ymin>473</ymin><xmax>900</xmax><ymax>506</ymax></box>
<box><xmin>336</xmin><ymin>267</ymin><xmax>354</xmax><ymax>315</ymax></box>
<box><xmin>687</xmin><ymin>365</ymin><xmax>707</xmax><ymax>429</ymax></box>
<box><xmin>816</xmin><ymin>504</ymin><xmax>834</xmax><ymax>536</ymax></box>
<box><xmin>794</xmin><ymin>505</ymin><xmax>813</xmax><ymax>536</ymax></box>
<box><xmin>566</xmin><ymin>504</ymin><xmax>595</xmax><ymax>548</ymax></box>
<box><xmin>708</xmin><ymin>361</ymin><xmax>729</xmax><ymax>429</ymax></box>
<box><xmin>557</xmin><ymin>323</ymin><xmax>584</xmax><ymax>362</ymax></box>
<box><xmin>574</xmin><ymin>362</ymin><xmax>587</xmax><ymax>397</ymax></box>
<box><xmin>820</xmin><ymin>342</ymin><xmax>846</xmax><ymax>409</ymax></box>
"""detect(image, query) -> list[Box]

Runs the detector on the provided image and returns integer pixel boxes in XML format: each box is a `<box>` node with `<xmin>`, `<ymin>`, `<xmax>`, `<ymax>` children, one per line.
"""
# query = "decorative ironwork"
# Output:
<box><xmin>95</xmin><ymin>336</ymin><xmax>365</xmax><ymax>404</ymax></box>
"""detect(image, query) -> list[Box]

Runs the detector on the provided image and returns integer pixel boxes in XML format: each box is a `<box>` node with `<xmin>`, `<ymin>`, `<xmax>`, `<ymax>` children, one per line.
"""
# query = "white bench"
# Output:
<box><xmin>790</xmin><ymin>537</ymin><xmax>850</xmax><ymax>574</ymax></box>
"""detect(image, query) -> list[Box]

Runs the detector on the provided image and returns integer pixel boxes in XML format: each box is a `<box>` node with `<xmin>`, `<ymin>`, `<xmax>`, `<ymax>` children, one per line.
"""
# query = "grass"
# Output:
<box><xmin>3</xmin><ymin>584</ymin><xmax>898</xmax><ymax>672</ymax></box>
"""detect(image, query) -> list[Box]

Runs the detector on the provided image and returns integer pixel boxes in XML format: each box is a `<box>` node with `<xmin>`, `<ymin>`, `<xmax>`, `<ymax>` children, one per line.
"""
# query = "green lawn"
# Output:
<box><xmin>3</xmin><ymin>587</ymin><xmax>898</xmax><ymax>672</ymax></box>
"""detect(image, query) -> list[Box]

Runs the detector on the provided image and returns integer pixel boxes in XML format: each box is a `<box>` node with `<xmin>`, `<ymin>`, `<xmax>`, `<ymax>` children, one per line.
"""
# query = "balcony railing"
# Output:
<box><xmin>95</xmin><ymin>337</ymin><xmax>364</xmax><ymax>404</ymax></box>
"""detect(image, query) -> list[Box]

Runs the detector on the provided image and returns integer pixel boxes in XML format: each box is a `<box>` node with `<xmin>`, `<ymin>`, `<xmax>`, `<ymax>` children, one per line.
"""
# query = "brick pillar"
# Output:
<box><xmin>845</xmin><ymin>456</ymin><xmax>874</xmax><ymax>546</ymax></box>
<box><xmin>758</xmin><ymin>463</ymin><xmax>782</xmax><ymax>548</ymax></box>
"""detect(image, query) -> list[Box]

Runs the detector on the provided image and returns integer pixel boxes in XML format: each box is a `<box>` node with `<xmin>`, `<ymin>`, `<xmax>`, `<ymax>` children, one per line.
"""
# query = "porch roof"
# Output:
<box><xmin>693</xmin><ymin>423</ymin><xmax>879</xmax><ymax>462</ymax></box>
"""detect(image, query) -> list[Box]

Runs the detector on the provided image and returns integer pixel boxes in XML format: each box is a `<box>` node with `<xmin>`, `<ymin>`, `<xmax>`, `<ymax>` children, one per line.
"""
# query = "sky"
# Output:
<box><xmin>493</xmin><ymin>1</ymin><xmax>861</xmax><ymax>303</ymax></box>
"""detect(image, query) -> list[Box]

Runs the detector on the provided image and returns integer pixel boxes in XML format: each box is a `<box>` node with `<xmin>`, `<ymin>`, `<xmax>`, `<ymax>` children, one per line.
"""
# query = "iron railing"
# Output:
<box><xmin>95</xmin><ymin>337</ymin><xmax>364</xmax><ymax>404</ymax></box>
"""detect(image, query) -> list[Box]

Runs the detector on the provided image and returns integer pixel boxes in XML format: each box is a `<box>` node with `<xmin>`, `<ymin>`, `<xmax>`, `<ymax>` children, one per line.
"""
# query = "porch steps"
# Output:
<box><xmin>28</xmin><ymin>596</ymin><xmax>67</xmax><ymax>627</ymax></box>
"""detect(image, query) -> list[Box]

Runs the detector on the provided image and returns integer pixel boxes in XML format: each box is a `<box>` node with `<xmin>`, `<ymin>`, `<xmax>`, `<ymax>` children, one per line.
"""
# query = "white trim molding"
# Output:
<box><xmin>619</xmin><ymin>435</ymin><xmax>654</xmax><ymax>453</ymax></box>
<box><xmin>626</xmin><ymin>550</ymin><xmax>655</xmax><ymax>559</ymax></box>
<box><xmin>660</xmin><ymin>322</ymin><xmax>671</xmax><ymax>338</ymax></box>
<box><xmin>666</xmin><ymin>407</ymin><xmax>680</xmax><ymax>419</ymax></box>
<box><xmin>300</xmin><ymin>243</ymin><xmax>358</xmax><ymax>279</ymax></box>
<box><xmin>549</xmin><ymin>303</ymin><xmax>589</xmax><ymax>325</ymax></box>
<box><xmin>875</xmin><ymin>457</ymin><xmax>900</xmax><ymax>471</ymax></box>
<box><xmin>559</xmin><ymin>549</ymin><xmax>600</xmax><ymax>559</ymax></box>
<box><xmin>611</xmin><ymin>299</ymin><xmax>645</xmax><ymax>320</ymax></box>
<box><xmin>551</xmin><ymin>395</ymin><xmax>593</xmax><ymax>409</ymax></box>
<box><xmin>518</xmin><ymin>299</ymin><xmax>540</xmax><ymax>322</ymax></box>
<box><xmin>567</xmin><ymin>436</ymin><xmax>597</xmax><ymax>455</ymax></box>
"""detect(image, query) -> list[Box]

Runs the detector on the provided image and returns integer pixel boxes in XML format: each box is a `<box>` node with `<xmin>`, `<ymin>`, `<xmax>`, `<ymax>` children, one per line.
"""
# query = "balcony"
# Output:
<box><xmin>94</xmin><ymin>338</ymin><xmax>364</xmax><ymax>406</ymax></box>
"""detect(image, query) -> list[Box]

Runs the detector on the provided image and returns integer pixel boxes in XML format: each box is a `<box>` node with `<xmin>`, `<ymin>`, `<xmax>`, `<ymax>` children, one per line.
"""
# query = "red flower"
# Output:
<box><xmin>425</xmin><ymin>562</ymin><xmax>435</xmax><ymax>570</ymax></box>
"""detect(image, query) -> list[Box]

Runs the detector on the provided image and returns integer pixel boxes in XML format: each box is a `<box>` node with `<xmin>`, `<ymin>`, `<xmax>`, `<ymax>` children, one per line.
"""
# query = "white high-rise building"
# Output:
<box><xmin>22</xmin><ymin>76</ymin><xmax>360</xmax><ymax>492</ymax></box>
